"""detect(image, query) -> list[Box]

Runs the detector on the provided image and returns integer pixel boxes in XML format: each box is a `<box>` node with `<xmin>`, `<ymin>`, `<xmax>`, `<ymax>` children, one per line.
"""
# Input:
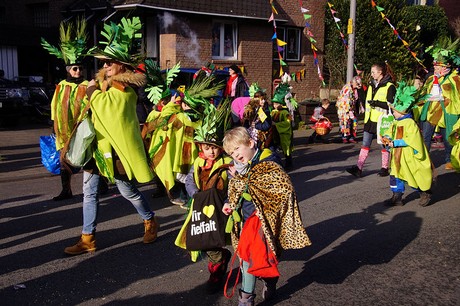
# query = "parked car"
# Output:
<box><xmin>0</xmin><ymin>77</ymin><xmax>52</xmax><ymax>126</ymax></box>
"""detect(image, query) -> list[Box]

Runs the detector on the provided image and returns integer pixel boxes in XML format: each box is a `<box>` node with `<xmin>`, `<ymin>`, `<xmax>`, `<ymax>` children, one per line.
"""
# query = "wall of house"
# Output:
<box><xmin>156</xmin><ymin>0</ymin><xmax>327</xmax><ymax>102</ymax></box>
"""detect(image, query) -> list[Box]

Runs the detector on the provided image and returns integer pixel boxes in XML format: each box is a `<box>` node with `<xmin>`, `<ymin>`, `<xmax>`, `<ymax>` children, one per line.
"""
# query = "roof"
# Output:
<box><xmin>66</xmin><ymin>0</ymin><xmax>274</xmax><ymax>20</ymax></box>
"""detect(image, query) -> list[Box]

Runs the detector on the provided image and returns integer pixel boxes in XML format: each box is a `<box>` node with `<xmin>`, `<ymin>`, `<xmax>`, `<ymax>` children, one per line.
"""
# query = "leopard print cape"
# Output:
<box><xmin>228</xmin><ymin>160</ymin><xmax>311</xmax><ymax>256</ymax></box>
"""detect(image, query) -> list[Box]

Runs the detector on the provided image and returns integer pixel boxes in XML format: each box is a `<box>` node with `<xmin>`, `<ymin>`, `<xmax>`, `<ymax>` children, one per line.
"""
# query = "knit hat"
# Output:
<box><xmin>41</xmin><ymin>18</ymin><xmax>89</xmax><ymax>66</ymax></box>
<box><xmin>90</xmin><ymin>17</ymin><xmax>144</xmax><ymax>68</ymax></box>
<box><xmin>426</xmin><ymin>36</ymin><xmax>460</xmax><ymax>67</ymax></box>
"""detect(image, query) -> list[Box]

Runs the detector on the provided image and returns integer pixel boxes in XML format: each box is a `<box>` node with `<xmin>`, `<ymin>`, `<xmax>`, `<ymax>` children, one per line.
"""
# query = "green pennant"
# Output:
<box><xmin>303</xmin><ymin>14</ymin><xmax>312</xmax><ymax>20</ymax></box>
<box><xmin>280</xmin><ymin>59</ymin><xmax>287</xmax><ymax>66</ymax></box>
<box><xmin>376</xmin><ymin>6</ymin><xmax>384</xmax><ymax>12</ymax></box>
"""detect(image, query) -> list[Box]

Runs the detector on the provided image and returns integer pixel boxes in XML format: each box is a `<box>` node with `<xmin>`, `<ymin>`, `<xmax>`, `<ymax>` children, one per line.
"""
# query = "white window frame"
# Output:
<box><xmin>212</xmin><ymin>20</ymin><xmax>238</xmax><ymax>60</ymax></box>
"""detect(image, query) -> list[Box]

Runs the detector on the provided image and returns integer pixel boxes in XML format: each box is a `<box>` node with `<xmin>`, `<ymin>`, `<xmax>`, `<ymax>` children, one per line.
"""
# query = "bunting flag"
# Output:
<box><xmin>327</xmin><ymin>2</ymin><xmax>348</xmax><ymax>48</ymax></box>
<box><xmin>328</xmin><ymin>1</ymin><xmax>361</xmax><ymax>76</ymax></box>
<box><xmin>268</xmin><ymin>1</ymin><xmax>321</xmax><ymax>83</ymax></box>
<box><xmin>270</xmin><ymin>0</ymin><xmax>287</xmax><ymax>77</ymax></box>
<box><xmin>370</xmin><ymin>0</ymin><xmax>426</xmax><ymax>70</ymax></box>
<box><xmin>299</xmin><ymin>1</ymin><xmax>325</xmax><ymax>85</ymax></box>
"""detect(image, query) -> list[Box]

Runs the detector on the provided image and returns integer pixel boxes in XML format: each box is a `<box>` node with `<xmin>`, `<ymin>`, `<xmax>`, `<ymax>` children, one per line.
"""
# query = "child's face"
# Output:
<box><xmin>273</xmin><ymin>102</ymin><xmax>280</xmax><ymax>109</ymax></box>
<box><xmin>228</xmin><ymin>140</ymin><xmax>256</xmax><ymax>164</ymax></box>
<box><xmin>323</xmin><ymin>102</ymin><xmax>330</xmax><ymax>109</ymax></box>
<box><xmin>200</xmin><ymin>144</ymin><xmax>222</xmax><ymax>161</ymax></box>
<box><xmin>259</xmin><ymin>98</ymin><xmax>265</xmax><ymax>107</ymax></box>
<box><xmin>393</xmin><ymin>109</ymin><xmax>404</xmax><ymax>119</ymax></box>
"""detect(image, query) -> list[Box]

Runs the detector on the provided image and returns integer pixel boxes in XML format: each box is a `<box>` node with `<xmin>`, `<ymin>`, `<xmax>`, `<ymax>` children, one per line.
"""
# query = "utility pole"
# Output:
<box><xmin>346</xmin><ymin>0</ymin><xmax>357</xmax><ymax>83</ymax></box>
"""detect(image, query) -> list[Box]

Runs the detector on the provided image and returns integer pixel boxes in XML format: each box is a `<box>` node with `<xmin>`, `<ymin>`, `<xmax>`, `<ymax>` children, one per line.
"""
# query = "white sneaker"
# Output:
<box><xmin>170</xmin><ymin>198</ymin><xmax>185</xmax><ymax>205</ymax></box>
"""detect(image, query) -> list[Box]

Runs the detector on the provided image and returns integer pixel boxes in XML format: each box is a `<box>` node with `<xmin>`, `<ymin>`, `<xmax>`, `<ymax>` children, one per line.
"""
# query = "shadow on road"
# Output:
<box><xmin>273</xmin><ymin>202</ymin><xmax>422</xmax><ymax>304</ymax></box>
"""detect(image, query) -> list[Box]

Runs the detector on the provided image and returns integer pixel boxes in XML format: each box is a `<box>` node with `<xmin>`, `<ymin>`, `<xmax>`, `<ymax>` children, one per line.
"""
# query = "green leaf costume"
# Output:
<box><xmin>388</xmin><ymin>118</ymin><xmax>432</xmax><ymax>191</ymax></box>
<box><xmin>90</xmin><ymin>70</ymin><xmax>153</xmax><ymax>183</ymax></box>
<box><xmin>448</xmin><ymin>117</ymin><xmax>460</xmax><ymax>172</ymax></box>
<box><xmin>50</xmin><ymin>80</ymin><xmax>89</xmax><ymax>150</ymax></box>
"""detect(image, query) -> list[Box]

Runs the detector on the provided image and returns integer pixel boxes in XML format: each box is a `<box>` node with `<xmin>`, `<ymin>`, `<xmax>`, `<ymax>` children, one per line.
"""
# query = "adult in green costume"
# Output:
<box><xmin>64</xmin><ymin>17</ymin><xmax>159</xmax><ymax>256</ymax></box>
<box><xmin>383</xmin><ymin>82</ymin><xmax>433</xmax><ymax>207</ymax></box>
<box><xmin>448</xmin><ymin>118</ymin><xmax>460</xmax><ymax>172</ymax></box>
<box><xmin>41</xmin><ymin>18</ymin><xmax>90</xmax><ymax>201</ymax></box>
<box><xmin>415</xmin><ymin>36</ymin><xmax>460</xmax><ymax>170</ymax></box>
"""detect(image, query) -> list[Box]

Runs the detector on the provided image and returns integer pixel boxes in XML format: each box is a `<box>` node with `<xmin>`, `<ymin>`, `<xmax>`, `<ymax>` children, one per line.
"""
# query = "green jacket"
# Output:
<box><xmin>389</xmin><ymin>117</ymin><xmax>432</xmax><ymax>191</ymax></box>
<box><xmin>88</xmin><ymin>69</ymin><xmax>153</xmax><ymax>183</ymax></box>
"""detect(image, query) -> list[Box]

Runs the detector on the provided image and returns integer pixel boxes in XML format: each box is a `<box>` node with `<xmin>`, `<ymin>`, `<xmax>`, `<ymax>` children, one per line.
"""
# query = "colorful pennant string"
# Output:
<box><xmin>298</xmin><ymin>0</ymin><xmax>325</xmax><ymax>85</ymax></box>
<box><xmin>370</xmin><ymin>0</ymin><xmax>426</xmax><ymax>70</ymax></box>
<box><xmin>327</xmin><ymin>1</ymin><xmax>362</xmax><ymax>76</ymax></box>
<box><xmin>327</xmin><ymin>2</ymin><xmax>348</xmax><ymax>48</ymax></box>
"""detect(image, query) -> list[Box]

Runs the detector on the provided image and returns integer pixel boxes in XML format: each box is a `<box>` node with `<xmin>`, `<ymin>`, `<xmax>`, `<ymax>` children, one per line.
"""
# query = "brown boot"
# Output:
<box><xmin>143</xmin><ymin>217</ymin><xmax>159</xmax><ymax>244</ymax></box>
<box><xmin>64</xmin><ymin>234</ymin><xmax>96</xmax><ymax>255</ymax></box>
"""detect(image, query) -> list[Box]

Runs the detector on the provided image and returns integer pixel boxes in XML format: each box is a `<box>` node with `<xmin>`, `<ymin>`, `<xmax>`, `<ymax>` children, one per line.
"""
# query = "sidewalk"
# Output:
<box><xmin>0</xmin><ymin>124</ymin><xmax>54</xmax><ymax>183</ymax></box>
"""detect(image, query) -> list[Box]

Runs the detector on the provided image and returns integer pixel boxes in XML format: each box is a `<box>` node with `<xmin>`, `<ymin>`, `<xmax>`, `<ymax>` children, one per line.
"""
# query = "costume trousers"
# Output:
<box><xmin>240</xmin><ymin>260</ymin><xmax>256</xmax><ymax>294</ymax></box>
<box><xmin>420</xmin><ymin>120</ymin><xmax>452</xmax><ymax>162</ymax></box>
<box><xmin>82</xmin><ymin>171</ymin><xmax>154</xmax><ymax>234</ymax></box>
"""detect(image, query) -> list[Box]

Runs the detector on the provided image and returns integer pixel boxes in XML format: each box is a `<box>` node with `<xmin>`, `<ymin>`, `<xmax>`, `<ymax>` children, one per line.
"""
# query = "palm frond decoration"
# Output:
<box><xmin>426</xmin><ymin>36</ymin><xmax>460</xmax><ymax>67</ymax></box>
<box><xmin>92</xmin><ymin>17</ymin><xmax>143</xmax><ymax>67</ymax></box>
<box><xmin>393</xmin><ymin>81</ymin><xmax>425</xmax><ymax>113</ymax></box>
<box><xmin>144</xmin><ymin>60</ymin><xmax>181</xmax><ymax>105</ymax></box>
<box><xmin>41</xmin><ymin>17</ymin><xmax>89</xmax><ymax>65</ymax></box>
<box><xmin>249</xmin><ymin>82</ymin><xmax>265</xmax><ymax>98</ymax></box>
<box><xmin>194</xmin><ymin>97</ymin><xmax>232</xmax><ymax>146</ymax></box>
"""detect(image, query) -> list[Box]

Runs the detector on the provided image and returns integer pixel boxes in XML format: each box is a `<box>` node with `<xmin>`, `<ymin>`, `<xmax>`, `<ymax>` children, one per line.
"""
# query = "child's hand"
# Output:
<box><xmin>228</xmin><ymin>165</ymin><xmax>236</xmax><ymax>177</ymax></box>
<box><xmin>222</xmin><ymin>203</ymin><xmax>233</xmax><ymax>215</ymax></box>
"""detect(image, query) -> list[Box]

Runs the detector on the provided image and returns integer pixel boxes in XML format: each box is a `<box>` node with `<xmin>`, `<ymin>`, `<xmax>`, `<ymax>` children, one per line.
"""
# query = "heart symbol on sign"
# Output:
<box><xmin>202</xmin><ymin>205</ymin><xmax>215</xmax><ymax>219</ymax></box>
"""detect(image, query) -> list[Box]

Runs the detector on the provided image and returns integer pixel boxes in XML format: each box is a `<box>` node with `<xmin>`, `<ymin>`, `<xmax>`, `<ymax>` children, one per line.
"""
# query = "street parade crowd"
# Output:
<box><xmin>40</xmin><ymin>16</ymin><xmax>460</xmax><ymax>306</ymax></box>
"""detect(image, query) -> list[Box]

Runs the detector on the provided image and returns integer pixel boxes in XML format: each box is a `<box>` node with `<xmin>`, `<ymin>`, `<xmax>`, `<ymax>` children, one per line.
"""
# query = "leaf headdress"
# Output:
<box><xmin>194</xmin><ymin>97</ymin><xmax>232</xmax><ymax>148</ymax></box>
<box><xmin>90</xmin><ymin>17</ymin><xmax>144</xmax><ymax>68</ymax></box>
<box><xmin>144</xmin><ymin>59</ymin><xmax>181</xmax><ymax>105</ymax></box>
<box><xmin>425</xmin><ymin>36</ymin><xmax>460</xmax><ymax>67</ymax></box>
<box><xmin>183</xmin><ymin>70</ymin><xmax>225</xmax><ymax>121</ymax></box>
<box><xmin>391</xmin><ymin>81</ymin><xmax>429</xmax><ymax>114</ymax></box>
<box><xmin>41</xmin><ymin>18</ymin><xmax>89</xmax><ymax>65</ymax></box>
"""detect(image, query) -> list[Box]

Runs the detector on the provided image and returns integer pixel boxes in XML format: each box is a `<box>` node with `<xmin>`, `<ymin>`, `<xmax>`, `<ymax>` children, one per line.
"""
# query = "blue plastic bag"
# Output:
<box><xmin>40</xmin><ymin>134</ymin><xmax>60</xmax><ymax>174</ymax></box>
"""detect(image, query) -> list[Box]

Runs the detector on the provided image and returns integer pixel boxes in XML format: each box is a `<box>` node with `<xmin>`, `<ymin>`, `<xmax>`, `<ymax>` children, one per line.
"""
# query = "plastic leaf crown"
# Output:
<box><xmin>41</xmin><ymin>18</ymin><xmax>89</xmax><ymax>66</ymax></box>
<box><xmin>144</xmin><ymin>59</ymin><xmax>181</xmax><ymax>105</ymax></box>
<box><xmin>249</xmin><ymin>82</ymin><xmax>265</xmax><ymax>98</ymax></box>
<box><xmin>425</xmin><ymin>36</ymin><xmax>460</xmax><ymax>67</ymax></box>
<box><xmin>194</xmin><ymin>97</ymin><xmax>232</xmax><ymax>147</ymax></box>
<box><xmin>392</xmin><ymin>81</ymin><xmax>419</xmax><ymax>113</ymax></box>
<box><xmin>183</xmin><ymin>70</ymin><xmax>224</xmax><ymax>121</ymax></box>
<box><xmin>90</xmin><ymin>17</ymin><xmax>143</xmax><ymax>67</ymax></box>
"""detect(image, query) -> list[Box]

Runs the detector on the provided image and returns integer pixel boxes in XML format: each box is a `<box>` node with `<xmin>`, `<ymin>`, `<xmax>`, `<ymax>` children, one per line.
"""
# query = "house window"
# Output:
<box><xmin>212</xmin><ymin>21</ymin><xmax>237</xmax><ymax>60</ymax></box>
<box><xmin>31</xmin><ymin>4</ymin><xmax>49</xmax><ymax>28</ymax></box>
<box><xmin>273</xmin><ymin>27</ymin><xmax>301</xmax><ymax>61</ymax></box>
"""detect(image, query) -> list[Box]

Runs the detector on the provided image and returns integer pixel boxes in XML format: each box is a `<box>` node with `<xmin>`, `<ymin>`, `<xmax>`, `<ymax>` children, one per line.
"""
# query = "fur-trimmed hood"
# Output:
<box><xmin>95</xmin><ymin>68</ymin><xmax>146</xmax><ymax>88</ymax></box>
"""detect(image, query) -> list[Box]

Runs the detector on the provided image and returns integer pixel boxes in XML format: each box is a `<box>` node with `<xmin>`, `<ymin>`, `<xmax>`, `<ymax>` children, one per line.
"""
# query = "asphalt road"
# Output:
<box><xmin>0</xmin><ymin>123</ymin><xmax>459</xmax><ymax>306</ymax></box>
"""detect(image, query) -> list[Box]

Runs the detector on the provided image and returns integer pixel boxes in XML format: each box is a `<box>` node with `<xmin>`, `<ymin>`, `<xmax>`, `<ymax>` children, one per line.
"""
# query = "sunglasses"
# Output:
<box><xmin>71</xmin><ymin>66</ymin><xmax>84</xmax><ymax>72</ymax></box>
<box><xmin>102</xmin><ymin>60</ymin><xmax>115</xmax><ymax>67</ymax></box>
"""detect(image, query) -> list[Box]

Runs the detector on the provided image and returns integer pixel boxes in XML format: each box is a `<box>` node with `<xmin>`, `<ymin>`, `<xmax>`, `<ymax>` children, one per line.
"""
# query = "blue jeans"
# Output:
<box><xmin>82</xmin><ymin>171</ymin><xmax>154</xmax><ymax>234</ymax></box>
<box><xmin>420</xmin><ymin>120</ymin><xmax>452</xmax><ymax>162</ymax></box>
<box><xmin>362</xmin><ymin>130</ymin><xmax>375</xmax><ymax>148</ymax></box>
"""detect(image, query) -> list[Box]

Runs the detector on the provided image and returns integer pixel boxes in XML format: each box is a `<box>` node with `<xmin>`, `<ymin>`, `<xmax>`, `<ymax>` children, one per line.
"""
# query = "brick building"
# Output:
<box><xmin>0</xmin><ymin>0</ymin><xmax>327</xmax><ymax>101</ymax></box>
